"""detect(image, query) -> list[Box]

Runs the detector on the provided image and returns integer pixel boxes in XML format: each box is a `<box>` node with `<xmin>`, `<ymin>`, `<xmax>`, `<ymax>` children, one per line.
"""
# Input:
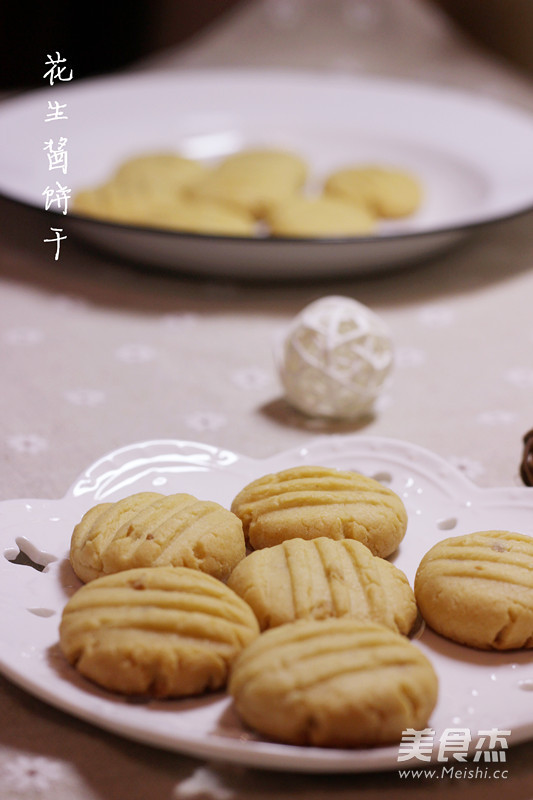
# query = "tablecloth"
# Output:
<box><xmin>1</xmin><ymin>1</ymin><xmax>533</xmax><ymax>797</ymax></box>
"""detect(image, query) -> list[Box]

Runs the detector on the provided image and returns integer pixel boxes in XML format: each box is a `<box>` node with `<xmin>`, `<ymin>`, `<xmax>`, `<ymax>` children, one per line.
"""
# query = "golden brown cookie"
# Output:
<box><xmin>414</xmin><ymin>530</ymin><xmax>533</xmax><ymax>650</ymax></box>
<box><xmin>70</xmin><ymin>491</ymin><xmax>246</xmax><ymax>583</ymax></box>
<box><xmin>143</xmin><ymin>196</ymin><xmax>255</xmax><ymax>236</ymax></box>
<box><xmin>230</xmin><ymin>466</ymin><xmax>407</xmax><ymax>557</ymax></box>
<box><xmin>72</xmin><ymin>181</ymin><xmax>155</xmax><ymax>225</ymax></box>
<box><xmin>188</xmin><ymin>148</ymin><xmax>308</xmax><ymax>218</ymax></box>
<box><xmin>72</xmin><ymin>180</ymin><xmax>254</xmax><ymax>235</ymax></box>
<box><xmin>228</xmin><ymin>618</ymin><xmax>438</xmax><ymax>747</ymax></box>
<box><xmin>227</xmin><ymin>536</ymin><xmax>416</xmax><ymax>634</ymax></box>
<box><xmin>113</xmin><ymin>152</ymin><xmax>207</xmax><ymax>198</ymax></box>
<box><xmin>59</xmin><ymin>566</ymin><xmax>260</xmax><ymax>697</ymax></box>
<box><xmin>325</xmin><ymin>165</ymin><xmax>422</xmax><ymax>218</ymax></box>
<box><xmin>266</xmin><ymin>195</ymin><xmax>376</xmax><ymax>238</ymax></box>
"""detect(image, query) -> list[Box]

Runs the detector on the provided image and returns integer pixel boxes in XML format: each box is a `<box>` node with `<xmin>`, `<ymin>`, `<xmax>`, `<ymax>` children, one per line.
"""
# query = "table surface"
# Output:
<box><xmin>1</xmin><ymin>1</ymin><xmax>533</xmax><ymax>797</ymax></box>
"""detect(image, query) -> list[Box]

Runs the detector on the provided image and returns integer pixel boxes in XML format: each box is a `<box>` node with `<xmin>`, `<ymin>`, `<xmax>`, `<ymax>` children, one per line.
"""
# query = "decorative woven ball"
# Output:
<box><xmin>278</xmin><ymin>295</ymin><xmax>393</xmax><ymax>419</ymax></box>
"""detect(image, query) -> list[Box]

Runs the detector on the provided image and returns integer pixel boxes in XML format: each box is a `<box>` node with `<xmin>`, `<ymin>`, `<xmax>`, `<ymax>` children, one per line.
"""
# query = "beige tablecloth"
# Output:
<box><xmin>1</xmin><ymin>1</ymin><xmax>533</xmax><ymax>797</ymax></box>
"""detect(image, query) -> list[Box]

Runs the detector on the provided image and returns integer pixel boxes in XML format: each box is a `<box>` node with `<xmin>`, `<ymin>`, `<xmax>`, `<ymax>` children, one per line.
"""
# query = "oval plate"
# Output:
<box><xmin>2</xmin><ymin>70</ymin><xmax>533</xmax><ymax>278</ymax></box>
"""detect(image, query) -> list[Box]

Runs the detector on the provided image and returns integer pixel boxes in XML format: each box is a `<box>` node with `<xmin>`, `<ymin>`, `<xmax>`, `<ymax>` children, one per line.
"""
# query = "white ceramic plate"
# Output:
<box><xmin>1</xmin><ymin>435</ymin><xmax>533</xmax><ymax>773</ymax></box>
<box><xmin>2</xmin><ymin>70</ymin><xmax>533</xmax><ymax>279</ymax></box>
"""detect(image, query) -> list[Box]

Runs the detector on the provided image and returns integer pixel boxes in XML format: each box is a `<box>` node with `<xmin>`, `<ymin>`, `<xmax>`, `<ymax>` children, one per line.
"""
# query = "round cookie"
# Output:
<box><xmin>59</xmin><ymin>566</ymin><xmax>260</xmax><ymax>697</ymax></box>
<box><xmin>189</xmin><ymin>148</ymin><xmax>307</xmax><ymax>218</ymax></box>
<box><xmin>228</xmin><ymin>618</ymin><xmax>438</xmax><ymax>747</ymax></box>
<box><xmin>73</xmin><ymin>180</ymin><xmax>253</xmax><ymax>235</ymax></box>
<box><xmin>266</xmin><ymin>195</ymin><xmax>376</xmax><ymax>238</ymax></box>
<box><xmin>414</xmin><ymin>530</ymin><xmax>533</xmax><ymax>650</ymax></box>
<box><xmin>70</xmin><ymin>491</ymin><xmax>246</xmax><ymax>583</ymax></box>
<box><xmin>144</xmin><ymin>196</ymin><xmax>255</xmax><ymax>236</ymax></box>
<box><xmin>325</xmin><ymin>165</ymin><xmax>422</xmax><ymax>218</ymax></box>
<box><xmin>227</xmin><ymin>536</ymin><xmax>416</xmax><ymax>634</ymax></box>
<box><xmin>230</xmin><ymin>466</ymin><xmax>407</xmax><ymax>557</ymax></box>
<box><xmin>113</xmin><ymin>152</ymin><xmax>207</xmax><ymax>199</ymax></box>
<box><xmin>72</xmin><ymin>181</ymin><xmax>155</xmax><ymax>225</ymax></box>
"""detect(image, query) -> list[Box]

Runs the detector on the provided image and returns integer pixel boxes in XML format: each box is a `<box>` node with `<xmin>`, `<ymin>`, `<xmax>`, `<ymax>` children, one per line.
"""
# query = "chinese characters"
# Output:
<box><xmin>398</xmin><ymin>726</ymin><xmax>510</xmax><ymax>764</ymax></box>
<box><xmin>42</xmin><ymin>52</ymin><xmax>73</xmax><ymax>261</ymax></box>
<box><xmin>43</xmin><ymin>52</ymin><xmax>73</xmax><ymax>86</ymax></box>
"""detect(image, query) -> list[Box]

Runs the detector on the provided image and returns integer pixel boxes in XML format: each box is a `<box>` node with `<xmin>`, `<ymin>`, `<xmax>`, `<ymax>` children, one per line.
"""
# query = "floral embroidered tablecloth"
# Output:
<box><xmin>1</xmin><ymin>1</ymin><xmax>533</xmax><ymax>797</ymax></box>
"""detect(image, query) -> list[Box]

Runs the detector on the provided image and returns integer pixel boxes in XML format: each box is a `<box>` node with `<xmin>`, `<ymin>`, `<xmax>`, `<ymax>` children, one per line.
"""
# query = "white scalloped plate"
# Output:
<box><xmin>1</xmin><ymin>436</ymin><xmax>533</xmax><ymax>773</ymax></box>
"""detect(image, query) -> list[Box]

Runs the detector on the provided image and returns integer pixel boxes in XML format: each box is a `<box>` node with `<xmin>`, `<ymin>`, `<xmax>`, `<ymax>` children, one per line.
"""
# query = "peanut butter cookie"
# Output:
<box><xmin>59</xmin><ymin>566</ymin><xmax>260</xmax><ymax>697</ymax></box>
<box><xmin>325</xmin><ymin>165</ymin><xmax>422</xmax><ymax>218</ymax></box>
<box><xmin>266</xmin><ymin>195</ymin><xmax>375</xmax><ymax>237</ymax></box>
<box><xmin>227</xmin><ymin>536</ymin><xmax>416</xmax><ymax>634</ymax></box>
<box><xmin>415</xmin><ymin>530</ymin><xmax>533</xmax><ymax>649</ymax></box>
<box><xmin>189</xmin><ymin>148</ymin><xmax>307</xmax><ymax>218</ymax></box>
<box><xmin>70</xmin><ymin>491</ymin><xmax>245</xmax><ymax>583</ymax></box>
<box><xmin>228</xmin><ymin>618</ymin><xmax>438</xmax><ymax>747</ymax></box>
<box><xmin>230</xmin><ymin>466</ymin><xmax>407</xmax><ymax>557</ymax></box>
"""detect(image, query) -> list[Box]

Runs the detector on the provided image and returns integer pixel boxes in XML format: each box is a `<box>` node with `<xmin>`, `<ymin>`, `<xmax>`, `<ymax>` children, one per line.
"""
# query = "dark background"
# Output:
<box><xmin>0</xmin><ymin>1</ymin><xmax>247</xmax><ymax>91</ymax></box>
<box><xmin>2</xmin><ymin>0</ymin><xmax>533</xmax><ymax>93</ymax></box>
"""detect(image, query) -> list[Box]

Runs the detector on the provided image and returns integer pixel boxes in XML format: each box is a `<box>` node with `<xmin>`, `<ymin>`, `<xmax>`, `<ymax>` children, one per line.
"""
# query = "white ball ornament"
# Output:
<box><xmin>278</xmin><ymin>295</ymin><xmax>393</xmax><ymax>420</ymax></box>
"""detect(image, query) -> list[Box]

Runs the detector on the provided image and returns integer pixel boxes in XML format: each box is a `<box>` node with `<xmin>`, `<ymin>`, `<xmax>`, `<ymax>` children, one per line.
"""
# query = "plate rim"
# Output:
<box><xmin>2</xmin><ymin>67</ymin><xmax>533</xmax><ymax>245</ymax></box>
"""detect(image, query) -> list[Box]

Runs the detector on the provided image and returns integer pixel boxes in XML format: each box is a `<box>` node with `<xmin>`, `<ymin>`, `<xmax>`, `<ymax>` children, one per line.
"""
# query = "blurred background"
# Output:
<box><xmin>2</xmin><ymin>0</ymin><xmax>533</xmax><ymax>92</ymax></box>
<box><xmin>1</xmin><ymin>1</ymin><xmax>246</xmax><ymax>90</ymax></box>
